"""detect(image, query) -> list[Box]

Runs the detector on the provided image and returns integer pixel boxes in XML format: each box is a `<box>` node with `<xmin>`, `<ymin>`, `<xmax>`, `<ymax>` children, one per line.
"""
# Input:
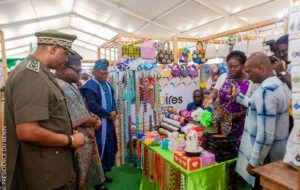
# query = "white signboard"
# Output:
<box><xmin>159</xmin><ymin>75</ymin><xmax>199</xmax><ymax>110</ymax></box>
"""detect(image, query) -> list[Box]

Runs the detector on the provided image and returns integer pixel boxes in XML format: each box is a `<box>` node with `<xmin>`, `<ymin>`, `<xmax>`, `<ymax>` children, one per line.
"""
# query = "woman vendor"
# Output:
<box><xmin>203</xmin><ymin>51</ymin><xmax>255</xmax><ymax>150</ymax></box>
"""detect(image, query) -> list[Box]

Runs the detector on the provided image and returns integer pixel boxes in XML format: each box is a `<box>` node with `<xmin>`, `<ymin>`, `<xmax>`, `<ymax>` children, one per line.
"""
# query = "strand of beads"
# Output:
<box><xmin>119</xmin><ymin>72</ymin><xmax>125</xmax><ymax>164</ymax></box>
<box><xmin>135</xmin><ymin>72</ymin><xmax>140</xmax><ymax>134</ymax></box>
<box><xmin>153</xmin><ymin>73</ymin><xmax>158</xmax><ymax>127</ymax></box>
<box><xmin>140</xmin><ymin>143</ymin><xmax>144</xmax><ymax>170</ymax></box>
<box><xmin>180</xmin><ymin>173</ymin><xmax>186</xmax><ymax>190</ymax></box>
<box><xmin>175</xmin><ymin>169</ymin><xmax>181</xmax><ymax>190</ymax></box>
<box><xmin>157</xmin><ymin>78</ymin><xmax>162</xmax><ymax>123</ymax></box>
<box><xmin>169</xmin><ymin>165</ymin><xmax>175</xmax><ymax>190</ymax></box>
<box><xmin>142</xmin><ymin>72</ymin><xmax>147</xmax><ymax>133</ymax></box>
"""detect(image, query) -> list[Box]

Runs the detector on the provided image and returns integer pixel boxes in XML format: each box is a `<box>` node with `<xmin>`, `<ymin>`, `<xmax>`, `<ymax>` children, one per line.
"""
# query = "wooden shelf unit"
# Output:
<box><xmin>97</xmin><ymin>17</ymin><xmax>287</xmax><ymax>64</ymax></box>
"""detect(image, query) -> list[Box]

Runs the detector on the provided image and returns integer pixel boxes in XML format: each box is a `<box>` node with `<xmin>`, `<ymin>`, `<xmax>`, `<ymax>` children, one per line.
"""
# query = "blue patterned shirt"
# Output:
<box><xmin>235</xmin><ymin>76</ymin><xmax>289</xmax><ymax>186</ymax></box>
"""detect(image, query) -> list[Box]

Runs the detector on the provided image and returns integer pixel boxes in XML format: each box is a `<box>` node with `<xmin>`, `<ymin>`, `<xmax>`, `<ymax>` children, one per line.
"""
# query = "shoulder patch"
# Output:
<box><xmin>26</xmin><ymin>60</ymin><xmax>40</xmax><ymax>72</ymax></box>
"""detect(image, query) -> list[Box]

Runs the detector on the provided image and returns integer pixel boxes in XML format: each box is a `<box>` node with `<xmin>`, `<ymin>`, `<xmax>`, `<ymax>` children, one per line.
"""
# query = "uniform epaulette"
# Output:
<box><xmin>26</xmin><ymin>60</ymin><xmax>40</xmax><ymax>72</ymax></box>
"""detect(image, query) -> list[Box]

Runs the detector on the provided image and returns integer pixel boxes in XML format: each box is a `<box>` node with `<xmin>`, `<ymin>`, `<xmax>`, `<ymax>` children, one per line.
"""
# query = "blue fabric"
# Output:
<box><xmin>235</xmin><ymin>76</ymin><xmax>289</xmax><ymax>186</ymax></box>
<box><xmin>186</xmin><ymin>102</ymin><xmax>212</xmax><ymax>112</ymax></box>
<box><xmin>80</xmin><ymin>79</ymin><xmax>118</xmax><ymax>171</ymax></box>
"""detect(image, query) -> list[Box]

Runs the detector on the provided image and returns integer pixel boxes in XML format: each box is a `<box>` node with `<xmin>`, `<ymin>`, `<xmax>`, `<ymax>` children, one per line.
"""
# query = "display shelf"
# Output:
<box><xmin>97</xmin><ymin>33</ymin><xmax>199</xmax><ymax>63</ymax></box>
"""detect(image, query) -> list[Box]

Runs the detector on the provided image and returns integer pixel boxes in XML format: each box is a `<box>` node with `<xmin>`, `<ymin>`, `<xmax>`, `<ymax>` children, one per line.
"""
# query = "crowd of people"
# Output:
<box><xmin>5</xmin><ymin>30</ymin><xmax>116</xmax><ymax>190</ymax></box>
<box><xmin>4</xmin><ymin>28</ymin><xmax>293</xmax><ymax>190</ymax></box>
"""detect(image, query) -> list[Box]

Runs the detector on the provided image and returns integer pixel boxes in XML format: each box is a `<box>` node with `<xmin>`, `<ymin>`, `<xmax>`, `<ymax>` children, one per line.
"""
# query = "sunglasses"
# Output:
<box><xmin>66</xmin><ymin>66</ymin><xmax>82</xmax><ymax>74</ymax></box>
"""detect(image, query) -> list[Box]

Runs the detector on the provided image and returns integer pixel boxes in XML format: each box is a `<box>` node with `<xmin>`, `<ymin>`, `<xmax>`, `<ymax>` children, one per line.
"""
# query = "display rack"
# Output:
<box><xmin>97</xmin><ymin>17</ymin><xmax>288</xmax><ymax>65</ymax></box>
<box><xmin>198</xmin><ymin>17</ymin><xmax>288</xmax><ymax>42</ymax></box>
<box><xmin>97</xmin><ymin>33</ymin><xmax>199</xmax><ymax>63</ymax></box>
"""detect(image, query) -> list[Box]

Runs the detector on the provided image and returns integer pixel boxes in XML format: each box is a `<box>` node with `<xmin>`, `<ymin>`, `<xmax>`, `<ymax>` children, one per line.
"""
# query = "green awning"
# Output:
<box><xmin>0</xmin><ymin>58</ymin><xmax>25</xmax><ymax>69</ymax></box>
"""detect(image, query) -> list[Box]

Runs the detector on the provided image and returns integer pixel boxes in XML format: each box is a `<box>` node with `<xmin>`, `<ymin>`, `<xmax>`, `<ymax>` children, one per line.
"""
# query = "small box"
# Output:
<box><xmin>200</xmin><ymin>150</ymin><xmax>216</xmax><ymax>168</ymax></box>
<box><xmin>173</xmin><ymin>150</ymin><xmax>215</xmax><ymax>171</ymax></box>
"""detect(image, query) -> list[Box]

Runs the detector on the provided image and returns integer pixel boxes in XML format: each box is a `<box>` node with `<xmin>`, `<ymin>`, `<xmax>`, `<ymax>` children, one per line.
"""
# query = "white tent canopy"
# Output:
<box><xmin>0</xmin><ymin>0</ymin><xmax>289</xmax><ymax>59</ymax></box>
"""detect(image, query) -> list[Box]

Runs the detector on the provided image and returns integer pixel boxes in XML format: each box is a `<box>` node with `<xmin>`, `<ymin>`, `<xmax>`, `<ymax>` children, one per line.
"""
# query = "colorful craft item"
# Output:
<box><xmin>200</xmin><ymin>110</ymin><xmax>212</xmax><ymax>128</ymax></box>
<box><xmin>191</xmin><ymin>107</ymin><xmax>203</xmax><ymax>122</ymax></box>
<box><xmin>160</xmin><ymin>122</ymin><xmax>180</xmax><ymax>132</ymax></box>
<box><xmin>161</xmin><ymin>139</ymin><xmax>169</xmax><ymax>150</ymax></box>
<box><xmin>137</xmin><ymin>133</ymin><xmax>144</xmax><ymax>139</ymax></box>
<box><xmin>160</xmin><ymin>135</ymin><xmax>168</xmax><ymax>139</ymax></box>
<box><xmin>168</xmin><ymin>132</ymin><xmax>185</xmax><ymax>152</ymax></box>
<box><xmin>188</xmin><ymin>64</ymin><xmax>199</xmax><ymax>77</ymax></box>
<box><xmin>179</xmin><ymin>109</ymin><xmax>191</xmax><ymax>117</ymax></box>
<box><xmin>192</xmin><ymin>41</ymin><xmax>207</xmax><ymax>64</ymax></box>
<box><xmin>174</xmin><ymin>150</ymin><xmax>215</xmax><ymax>171</ymax></box>
<box><xmin>184</xmin><ymin>130</ymin><xmax>203</xmax><ymax>157</ymax></box>
<box><xmin>171</xmin><ymin>64</ymin><xmax>181</xmax><ymax>77</ymax></box>
<box><xmin>162</xmin><ymin>117</ymin><xmax>182</xmax><ymax>128</ymax></box>
<box><xmin>178</xmin><ymin>117</ymin><xmax>185</xmax><ymax>123</ymax></box>
<box><xmin>158</xmin><ymin>127</ymin><xmax>172</xmax><ymax>137</ymax></box>
<box><xmin>144</xmin><ymin>138</ymin><xmax>155</xmax><ymax>145</ymax></box>
<box><xmin>168</xmin><ymin>108</ymin><xmax>192</xmax><ymax>118</ymax></box>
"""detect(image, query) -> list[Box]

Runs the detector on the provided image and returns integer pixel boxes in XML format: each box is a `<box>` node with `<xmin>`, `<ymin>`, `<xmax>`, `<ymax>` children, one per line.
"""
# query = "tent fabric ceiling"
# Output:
<box><xmin>0</xmin><ymin>0</ymin><xmax>289</xmax><ymax>58</ymax></box>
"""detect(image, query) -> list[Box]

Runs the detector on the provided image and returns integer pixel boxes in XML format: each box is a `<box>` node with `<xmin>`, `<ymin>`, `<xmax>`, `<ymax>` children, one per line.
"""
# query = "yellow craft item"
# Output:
<box><xmin>168</xmin><ymin>107</ymin><xmax>173</xmax><ymax>113</ymax></box>
<box><xmin>188</xmin><ymin>53</ymin><xmax>193</xmax><ymax>58</ymax></box>
<box><xmin>144</xmin><ymin>138</ymin><xmax>154</xmax><ymax>145</ymax></box>
<box><xmin>145</xmin><ymin>132</ymin><xmax>152</xmax><ymax>136</ymax></box>
<box><xmin>198</xmin><ymin>54</ymin><xmax>203</xmax><ymax>58</ymax></box>
<box><xmin>199</xmin><ymin>83</ymin><xmax>206</xmax><ymax>88</ymax></box>
<box><xmin>176</xmin><ymin>109</ymin><xmax>180</xmax><ymax>115</ymax></box>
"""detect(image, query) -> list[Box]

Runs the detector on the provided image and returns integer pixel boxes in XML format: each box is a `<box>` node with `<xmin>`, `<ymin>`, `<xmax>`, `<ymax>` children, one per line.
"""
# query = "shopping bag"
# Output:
<box><xmin>157</xmin><ymin>41</ymin><xmax>174</xmax><ymax>64</ymax></box>
<box><xmin>192</xmin><ymin>41</ymin><xmax>206</xmax><ymax>64</ymax></box>
<box><xmin>122</xmin><ymin>38</ymin><xmax>140</xmax><ymax>58</ymax></box>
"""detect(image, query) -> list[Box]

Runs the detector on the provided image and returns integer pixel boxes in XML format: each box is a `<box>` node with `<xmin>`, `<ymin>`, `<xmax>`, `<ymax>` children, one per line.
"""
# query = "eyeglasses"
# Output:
<box><xmin>99</xmin><ymin>71</ymin><xmax>108</xmax><ymax>75</ymax></box>
<box><xmin>66</xmin><ymin>66</ymin><xmax>82</xmax><ymax>74</ymax></box>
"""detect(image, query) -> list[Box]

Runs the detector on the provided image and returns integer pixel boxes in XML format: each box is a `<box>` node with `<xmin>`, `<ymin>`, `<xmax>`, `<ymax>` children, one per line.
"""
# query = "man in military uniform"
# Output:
<box><xmin>4</xmin><ymin>30</ymin><xmax>86</xmax><ymax>190</ymax></box>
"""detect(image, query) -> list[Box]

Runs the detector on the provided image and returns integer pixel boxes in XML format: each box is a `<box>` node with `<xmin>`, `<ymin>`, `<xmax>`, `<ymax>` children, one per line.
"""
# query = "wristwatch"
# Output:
<box><xmin>280</xmin><ymin>71</ymin><xmax>287</xmax><ymax>76</ymax></box>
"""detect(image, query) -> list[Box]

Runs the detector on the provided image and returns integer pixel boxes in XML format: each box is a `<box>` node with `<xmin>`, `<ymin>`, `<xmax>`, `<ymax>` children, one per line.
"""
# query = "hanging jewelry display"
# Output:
<box><xmin>156</xmin><ymin>77</ymin><xmax>162</xmax><ymax>124</ymax></box>
<box><xmin>169</xmin><ymin>165</ymin><xmax>175</xmax><ymax>190</ymax></box>
<box><xmin>142</xmin><ymin>72</ymin><xmax>147</xmax><ymax>133</ymax></box>
<box><xmin>175</xmin><ymin>169</ymin><xmax>181</xmax><ymax>190</ymax></box>
<box><xmin>119</xmin><ymin>72</ymin><xmax>126</xmax><ymax>165</ymax></box>
<box><xmin>153</xmin><ymin>73</ymin><xmax>158</xmax><ymax>127</ymax></box>
<box><xmin>135</xmin><ymin>71</ymin><xmax>140</xmax><ymax>134</ymax></box>
<box><xmin>180</xmin><ymin>173</ymin><xmax>186</xmax><ymax>190</ymax></box>
<box><xmin>124</xmin><ymin>72</ymin><xmax>129</xmax><ymax>143</ymax></box>
<box><xmin>140</xmin><ymin>143</ymin><xmax>144</xmax><ymax>170</ymax></box>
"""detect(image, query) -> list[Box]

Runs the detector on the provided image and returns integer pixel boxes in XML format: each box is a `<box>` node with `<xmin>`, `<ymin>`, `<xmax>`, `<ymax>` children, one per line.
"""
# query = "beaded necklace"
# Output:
<box><xmin>175</xmin><ymin>169</ymin><xmax>181</xmax><ymax>190</ymax></box>
<box><xmin>169</xmin><ymin>165</ymin><xmax>175</xmax><ymax>189</ymax></box>
<box><xmin>119</xmin><ymin>72</ymin><xmax>126</xmax><ymax>164</ymax></box>
<box><xmin>156</xmin><ymin>76</ymin><xmax>162</xmax><ymax>123</ymax></box>
<box><xmin>180</xmin><ymin>173</ymin><xmax>186</xmax><ymax>190</ymax></box>
<box><xmin>135</xmin><ymin>71</ymin><xmax>140</xmax><ymax>134</ymax></box>
<box><xmin>141</xmin><ymin>143</ymin><xmax>144</xmax><ymax>170</ymax></box>
<box><xmin>142</xmin><ymin>72</ymin><xmax>147</xmax><ymax>133</ymax></box>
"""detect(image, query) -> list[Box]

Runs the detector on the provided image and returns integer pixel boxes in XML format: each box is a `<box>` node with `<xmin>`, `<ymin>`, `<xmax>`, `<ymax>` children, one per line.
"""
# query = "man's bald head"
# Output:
<box><xmin>248</xmin><ymin>52</ymin><xmax>272</xmax><ymax>68</ymax></box>
<box><xmin>244</xmin><ymin>52</ymin><xmax>274</xmax><ymax>83</ymax></box>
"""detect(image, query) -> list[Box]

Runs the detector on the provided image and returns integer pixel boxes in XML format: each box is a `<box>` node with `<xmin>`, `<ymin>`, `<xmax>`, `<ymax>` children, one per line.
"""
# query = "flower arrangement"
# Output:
<box><xmin>191</xmin><ymin>107</ymin><xmax>204</xmax><ymax>122</ymax></box>
<box><xmin>191</xmin><ymin>108</ymin><xmax>212</xmax><ymax>128</ymax></box>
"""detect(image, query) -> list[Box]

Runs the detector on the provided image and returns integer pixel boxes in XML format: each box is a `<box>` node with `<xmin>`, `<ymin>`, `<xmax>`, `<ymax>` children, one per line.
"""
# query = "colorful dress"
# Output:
<box><xmin>213</xmin><ymin>75</ymin><xmax>250</xmax><ymax>149</ymax></box>
<box><xmin>56</xmin><ymin>79</ymin><xmax>105</xmax><ymax>190</ymax></box>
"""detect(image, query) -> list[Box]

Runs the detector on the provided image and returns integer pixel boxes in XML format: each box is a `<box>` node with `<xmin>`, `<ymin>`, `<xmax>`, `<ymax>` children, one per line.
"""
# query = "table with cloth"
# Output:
<box><xmin>137</xmin><ymin>140</ymin><xmax>236</xmax><ymax>190</ymax></box>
